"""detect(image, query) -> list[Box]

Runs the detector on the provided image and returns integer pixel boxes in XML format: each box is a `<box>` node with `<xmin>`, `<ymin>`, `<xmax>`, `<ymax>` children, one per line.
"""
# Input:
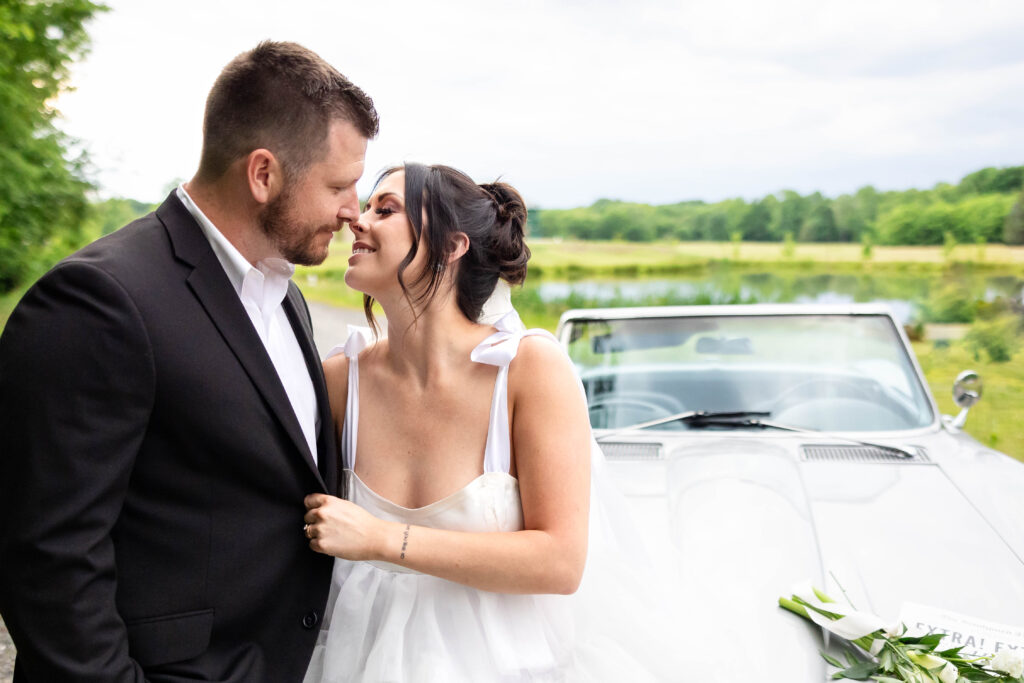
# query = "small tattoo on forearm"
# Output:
<box><xmin>400</xmin><ymin>524</ymin><xmax>410</xmax><ymax>560</ymax></box>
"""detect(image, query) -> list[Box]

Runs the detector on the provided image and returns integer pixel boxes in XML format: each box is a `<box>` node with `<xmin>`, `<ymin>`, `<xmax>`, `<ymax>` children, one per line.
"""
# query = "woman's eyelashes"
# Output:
<box><xmin>362</xmin><ymin>198</ymin><xmax>395</xmax><ymax>217</ymax></box>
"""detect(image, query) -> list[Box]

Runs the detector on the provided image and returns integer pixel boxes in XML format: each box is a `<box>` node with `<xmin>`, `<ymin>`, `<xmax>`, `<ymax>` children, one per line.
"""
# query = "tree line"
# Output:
<box><xmin>531</xmin><ymin>166</ymin><xmax>1024</xmax><ymax>246</ymax></box>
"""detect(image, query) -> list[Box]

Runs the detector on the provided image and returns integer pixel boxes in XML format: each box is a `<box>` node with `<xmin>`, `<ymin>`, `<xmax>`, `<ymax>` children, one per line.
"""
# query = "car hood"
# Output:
<box><xmin>610</xmin><ymin>436</ymin><xmax>1024</xmax><ymax>681</ymax></box>
<box><xmin>798</xmin><ymin>455</ymin><xmax>1024</xmax><ymax>625</ymax></box>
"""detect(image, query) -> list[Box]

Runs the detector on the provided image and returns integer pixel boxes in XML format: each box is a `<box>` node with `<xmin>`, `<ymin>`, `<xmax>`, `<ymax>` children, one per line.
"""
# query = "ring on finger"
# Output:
<box><xmin>304</xmin><ymin>523</ymin><xmax>312</xmax><ymax>539</ymax></box>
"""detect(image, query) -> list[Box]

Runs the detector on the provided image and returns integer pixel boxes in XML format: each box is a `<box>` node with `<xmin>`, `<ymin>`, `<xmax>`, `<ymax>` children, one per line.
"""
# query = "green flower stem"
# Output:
<box><xmin>779</xmin><ymin>597</ymin><xmax>810</xmax><ymax>620</ymax></box>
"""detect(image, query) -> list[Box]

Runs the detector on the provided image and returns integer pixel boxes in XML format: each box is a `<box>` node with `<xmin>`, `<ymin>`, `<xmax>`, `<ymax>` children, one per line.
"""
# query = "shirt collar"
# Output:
<box><xmin>176</xmin><ymin>183</ymin><xmax>254</xmax><ymax>296</ymax></box>
<box><xmin>245</xmin><ymin>258</ymin><xmax>295</xmax><ymax>317</ymax></box>
<box><xmin>176</xmin><ymin>184</ymin><xmax>296</xmax><ymax>315</ymax></box>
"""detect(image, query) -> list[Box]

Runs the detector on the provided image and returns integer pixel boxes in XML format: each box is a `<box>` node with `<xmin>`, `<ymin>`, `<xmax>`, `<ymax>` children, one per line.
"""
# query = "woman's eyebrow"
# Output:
<box><xmin>374</xmin><ymin>191</ymin><xmax>404</xmax><ymax>205</ymax></box>
<box><xmin>364</xmin><ymin>191</ymin><xmax>404</xmax><ymax>212</ymax></box>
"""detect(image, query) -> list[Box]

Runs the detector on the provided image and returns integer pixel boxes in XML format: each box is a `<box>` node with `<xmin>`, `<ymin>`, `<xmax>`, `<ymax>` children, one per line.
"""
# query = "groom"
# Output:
<box><xmin>0</xmin><ymin>42</ymin><xmax>377</xmax><ymax>681</ymax></box>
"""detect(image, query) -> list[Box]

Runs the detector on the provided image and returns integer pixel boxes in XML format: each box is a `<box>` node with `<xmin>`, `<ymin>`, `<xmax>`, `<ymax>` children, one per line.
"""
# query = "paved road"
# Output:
<box><xmin>0</xmin><ymin>303</ymin><xmax>368</xmax><ymax>681</ymax></box>
<box><xmin>308</xmin><ymin>301</ymin><xmax>381</xmax><ymax>358</ymax></box>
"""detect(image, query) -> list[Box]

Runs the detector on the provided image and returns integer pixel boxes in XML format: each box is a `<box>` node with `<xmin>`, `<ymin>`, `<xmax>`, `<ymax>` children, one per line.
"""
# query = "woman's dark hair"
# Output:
<box><xmin>363</xmin><ymin>162</ymin><xmax>530</xmax><ymax>329</ymax></box>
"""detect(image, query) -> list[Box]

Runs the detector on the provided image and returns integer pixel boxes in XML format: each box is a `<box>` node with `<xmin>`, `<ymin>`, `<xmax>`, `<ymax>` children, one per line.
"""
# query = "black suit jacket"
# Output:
<box><xmin>0</xmin><ymin>192</ymin><xmax>339</xmax><ymax>682</ymax></box>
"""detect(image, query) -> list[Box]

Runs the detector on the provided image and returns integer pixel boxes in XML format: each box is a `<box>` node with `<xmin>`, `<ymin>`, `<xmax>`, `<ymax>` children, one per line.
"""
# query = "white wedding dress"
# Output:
<box><xmin>304</xmin><ymin>307</ymin><xmax>682</xmax><ymax>682</ymax></box>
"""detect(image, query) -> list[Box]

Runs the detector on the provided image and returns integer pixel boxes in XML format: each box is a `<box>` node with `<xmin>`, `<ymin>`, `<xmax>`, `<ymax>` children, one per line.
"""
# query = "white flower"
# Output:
<box><xmin>883</xmin><ymin>621</ymin><xmax>905</xmax><ymax>639</ymax></box>
<box><xmin>909</xmin><ymin>652</ymin><xmax>958</xmax><ymax>683</ymax></box>
<box><xmin>991</xmin><ymin>649</ymin><xmax>1024</xmax><ymax>678</ymax></box>
<box><xmin>937</xmin><ymin>660</ymin><xmax>958</xmax><ymax>683</ymax></box>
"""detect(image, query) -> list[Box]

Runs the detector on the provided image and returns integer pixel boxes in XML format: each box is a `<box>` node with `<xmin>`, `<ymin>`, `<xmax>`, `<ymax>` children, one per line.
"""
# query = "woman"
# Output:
<box><xmin>302</xmin><ymin>164</ymin><xmax>668</xmax><ymax>682</ymax></box>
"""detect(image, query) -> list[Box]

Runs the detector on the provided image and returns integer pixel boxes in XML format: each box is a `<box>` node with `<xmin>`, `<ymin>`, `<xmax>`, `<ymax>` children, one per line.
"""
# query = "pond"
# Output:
<box><xmin>518</xmin><ymin>266</ymin><xmax>1024</xmax><ymax>325</ymax></box>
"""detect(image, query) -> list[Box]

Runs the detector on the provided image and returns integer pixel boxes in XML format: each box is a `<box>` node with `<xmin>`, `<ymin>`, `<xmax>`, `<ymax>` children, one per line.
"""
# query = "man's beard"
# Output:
<box><xmin>259</xmin><ymin>188</ymin><xmax>338</xmax><ymax>266</ymax></box>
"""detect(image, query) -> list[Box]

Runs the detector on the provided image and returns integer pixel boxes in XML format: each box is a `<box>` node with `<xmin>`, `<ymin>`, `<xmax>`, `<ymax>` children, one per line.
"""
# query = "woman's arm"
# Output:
<box><xmin>303</xmin><ymin>336</ymin><xmax>591</xmax><ymax>595</ymax></box>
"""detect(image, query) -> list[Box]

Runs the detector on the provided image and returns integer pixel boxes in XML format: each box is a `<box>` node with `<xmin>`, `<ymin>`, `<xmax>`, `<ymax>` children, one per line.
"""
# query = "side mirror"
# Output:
<box><xmin>947</xmin><ymin>370</ymin><xmax>983</xmax><ymax>429</ymax></box>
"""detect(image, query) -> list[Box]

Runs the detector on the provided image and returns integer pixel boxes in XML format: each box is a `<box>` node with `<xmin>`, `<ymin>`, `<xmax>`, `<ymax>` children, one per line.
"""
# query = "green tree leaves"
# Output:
<box><xmin>0</xmin><ymin>0</ymin><xmax>105</xmax><ymax>292</ymax></box>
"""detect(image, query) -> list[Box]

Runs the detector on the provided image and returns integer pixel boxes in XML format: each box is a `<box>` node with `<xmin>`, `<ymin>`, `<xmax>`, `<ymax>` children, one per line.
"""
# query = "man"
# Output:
<box><xmin>0</xmin><ymin>41</ymin><xmax>378</xmax><ymax>681</ymax></box>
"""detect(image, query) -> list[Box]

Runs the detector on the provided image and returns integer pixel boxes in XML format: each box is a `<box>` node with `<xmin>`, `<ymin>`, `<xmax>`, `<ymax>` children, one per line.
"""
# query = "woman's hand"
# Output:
<box><xmin>303</xmin><ymin>493</ymin><xmax>391</xmax><ymax>561</ymax></box>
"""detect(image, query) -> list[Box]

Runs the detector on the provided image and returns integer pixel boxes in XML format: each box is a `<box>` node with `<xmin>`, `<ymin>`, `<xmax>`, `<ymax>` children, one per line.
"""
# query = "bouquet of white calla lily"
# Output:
<box><xmin>779</xmin><ymin>584</ymin><xmax>1024</xmax><ymax>682</ymax></box>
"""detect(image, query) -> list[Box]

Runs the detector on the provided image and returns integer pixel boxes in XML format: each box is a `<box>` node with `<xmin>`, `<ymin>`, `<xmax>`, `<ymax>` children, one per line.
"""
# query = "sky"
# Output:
<box><xmin>55</xmin><ymin>0</ymin><xmax>1024</xmax><ymax>209</ymax></box>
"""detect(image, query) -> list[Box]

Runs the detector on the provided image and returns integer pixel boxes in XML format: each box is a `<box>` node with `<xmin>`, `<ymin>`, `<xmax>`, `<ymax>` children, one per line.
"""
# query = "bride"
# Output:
<box><xmin>302</xmin><ymin>163</ymin><xmax>669</xmax><ymax>682</ymax></box>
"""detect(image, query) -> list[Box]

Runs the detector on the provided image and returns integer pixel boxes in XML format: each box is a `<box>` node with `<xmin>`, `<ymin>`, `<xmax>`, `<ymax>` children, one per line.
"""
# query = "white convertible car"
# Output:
<box><xmin>555</xmin><ymin>304</ymin><xmax>1024</xmax><ymax>681</ymax></box>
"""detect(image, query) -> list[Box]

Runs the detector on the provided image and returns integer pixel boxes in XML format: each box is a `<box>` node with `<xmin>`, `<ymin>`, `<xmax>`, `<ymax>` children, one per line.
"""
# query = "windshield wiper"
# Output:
<box><xmin>596</xmin><ymin>410</ymin><xmax>917</xmax><ymax>459</ymax></box>
<box><xmin>595</xmin><ymin>410</ymin><xmax>769</xmax><ymax>440</ymax></box>
<box><xmin>704</xmin><ymin>418</ymin><xmax>917</xmax><ymax>459</ymax></box>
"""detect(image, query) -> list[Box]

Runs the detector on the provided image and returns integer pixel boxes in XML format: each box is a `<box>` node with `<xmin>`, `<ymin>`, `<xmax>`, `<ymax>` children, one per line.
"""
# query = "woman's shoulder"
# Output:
<box><xmin>322</xmin><ymin>352</ymin><xmax>350</xmax><ymax>381</ymax></box>
<box><xmin>512</xmin><ymin>332</ymin><xmax>563</xmax><ymax>365</ymax></box>
<box><xmin>508</xmin><ymin>333</ymin><xmax>576</xmax><ymax>394</ymax></box>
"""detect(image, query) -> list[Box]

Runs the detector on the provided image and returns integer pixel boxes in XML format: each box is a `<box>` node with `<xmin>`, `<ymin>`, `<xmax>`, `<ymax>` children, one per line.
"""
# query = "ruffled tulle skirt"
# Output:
<box><xmin>305</xmin><ymin>558</ymin><xmax>575</xmax><ymax>682</ymax></box>
<box><xmin>304</xmin><ymin>541</ymin><xmax>682</xmax><ymax>682</ymax></box>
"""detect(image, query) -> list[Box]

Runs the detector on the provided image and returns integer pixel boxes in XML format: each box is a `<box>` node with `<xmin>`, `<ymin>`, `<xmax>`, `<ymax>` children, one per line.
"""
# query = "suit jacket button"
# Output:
<box><xmin>302</xmin><ymin>611</ymin><xmax>319</xmax><ymax>629</ymax></box>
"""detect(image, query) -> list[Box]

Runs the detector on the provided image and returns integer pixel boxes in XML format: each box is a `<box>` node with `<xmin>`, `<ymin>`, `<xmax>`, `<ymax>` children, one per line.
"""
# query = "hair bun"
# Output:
<box><xmin>479</xmin><ymin>181</ymin><xmax>530</xmax><ymax>285</ymax></box>
<box><xmin>479</xmin><ymin>183</ymin><xmax>522</xmax><ymax>223</ymax></box>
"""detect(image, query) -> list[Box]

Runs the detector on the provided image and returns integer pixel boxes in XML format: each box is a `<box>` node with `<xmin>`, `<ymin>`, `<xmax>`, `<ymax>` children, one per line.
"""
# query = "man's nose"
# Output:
<box><xmin>338</xmin><ymin>191</ymin><xmax>361</xmax><ymax>223</ymax></box>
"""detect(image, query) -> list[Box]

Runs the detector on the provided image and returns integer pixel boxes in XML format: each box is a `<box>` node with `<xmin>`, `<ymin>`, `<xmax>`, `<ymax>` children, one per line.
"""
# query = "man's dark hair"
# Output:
<box><xmin>197</xmin><ymin>41</ymin><xmax>379</xmax><ymax>181</ymax></box>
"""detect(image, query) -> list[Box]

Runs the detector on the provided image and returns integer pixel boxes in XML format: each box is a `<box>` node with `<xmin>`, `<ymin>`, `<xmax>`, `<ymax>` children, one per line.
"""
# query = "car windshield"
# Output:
<box><xmin>563</xmin><ymin>313</ymin><xmax>935</xmax><ymax>432</ymax></box>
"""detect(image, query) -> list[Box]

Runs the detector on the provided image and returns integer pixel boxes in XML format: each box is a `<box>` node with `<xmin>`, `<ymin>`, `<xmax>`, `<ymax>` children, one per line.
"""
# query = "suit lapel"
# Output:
<box><xmin>157</xmin><ymin>193</ymin><xmax>327</xmax><ymax>491</ymax></box>
<box><xmin>284</xmin><ymin>286</ymin><xmax>338</xmax><ymax>495</ymax></box>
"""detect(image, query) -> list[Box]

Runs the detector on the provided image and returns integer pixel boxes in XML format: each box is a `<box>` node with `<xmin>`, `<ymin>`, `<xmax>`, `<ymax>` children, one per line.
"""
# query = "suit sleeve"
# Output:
<box><xmin>0</xmin><ymin>260</ymin><xmax>153</xmax><ymax>681</ymax></box>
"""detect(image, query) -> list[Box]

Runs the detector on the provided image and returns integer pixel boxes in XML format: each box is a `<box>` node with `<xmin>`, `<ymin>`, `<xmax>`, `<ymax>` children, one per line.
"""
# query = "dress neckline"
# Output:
<box><xmin>338</xmin><ymin>312</ymin><xmax>560</xmax><ymax>507</ymax></box>
<box><xmin>346</xmin><ymin>469</ymin><xmax>518</xmax><ymax>514</ymax></box>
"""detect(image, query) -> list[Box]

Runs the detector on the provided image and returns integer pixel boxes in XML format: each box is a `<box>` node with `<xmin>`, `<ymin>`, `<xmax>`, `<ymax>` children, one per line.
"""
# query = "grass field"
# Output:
<box><xmin>913</xmin><ymin>340</ymin><xmax>1024</xmax><ymax>460</ymax></box>
<box><xmin>525</xmin><ymin>240</ymin><xmax>1024</xmax><ymax>279</ymax></box>
<box><xmin>529</xmin><ymin>239</ymin><xmax>1024</xmax><ymax>267</ymax></box>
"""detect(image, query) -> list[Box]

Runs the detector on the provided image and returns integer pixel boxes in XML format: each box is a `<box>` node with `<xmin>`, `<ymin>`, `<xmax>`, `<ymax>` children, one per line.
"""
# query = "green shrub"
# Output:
<box><xmin>861</xmin><ymin>233</ymin><xmax>873</xmax><ymax>260</ymax></box>
<box><xmin>730</xmin><ymin>231</ymin><xmax>742</xmax><ymax>259</ymax></box>
<box><xmin>781</xmin><ymin>231</ymin><xmax>796</xmax><ymax>259</ymax></box>
<box><xmin>942</xmin><ymin>231</ymin><xmax>957</xmax><ymax>261</ymax></box>
<box><xmin>963</xmin><ymin>315</ymin><xmax>1021</xmax><ymax>363</ymax></box>
<box><xmin>922</xmin><ymin>284</ymin><xmax>978</xmax><ymax>323</ymax></box>
<box><xmin>903</xmin><ymin>321</ymin><xmax>925</xmax><ymax>341</ymax></box>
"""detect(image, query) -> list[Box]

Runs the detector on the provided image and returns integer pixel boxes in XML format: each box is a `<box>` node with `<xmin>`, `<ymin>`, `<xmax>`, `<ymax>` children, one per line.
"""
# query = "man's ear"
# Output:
<box><xmin>246</xmin><ymin>149</ymin><xmax>283</xmax><ymax>205</ymax></box>
<box><xmin>447</xmin><ymin>232</ymin><xmax>470</xmax><ymax>264</ymax></box>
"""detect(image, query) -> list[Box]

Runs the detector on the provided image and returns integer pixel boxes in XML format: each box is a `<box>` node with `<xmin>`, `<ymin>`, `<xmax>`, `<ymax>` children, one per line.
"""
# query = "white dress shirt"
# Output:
<box><xmin>177</xmin><ymin>185</ymin><xmax>320</xmax><ymax>464</ymax></box>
